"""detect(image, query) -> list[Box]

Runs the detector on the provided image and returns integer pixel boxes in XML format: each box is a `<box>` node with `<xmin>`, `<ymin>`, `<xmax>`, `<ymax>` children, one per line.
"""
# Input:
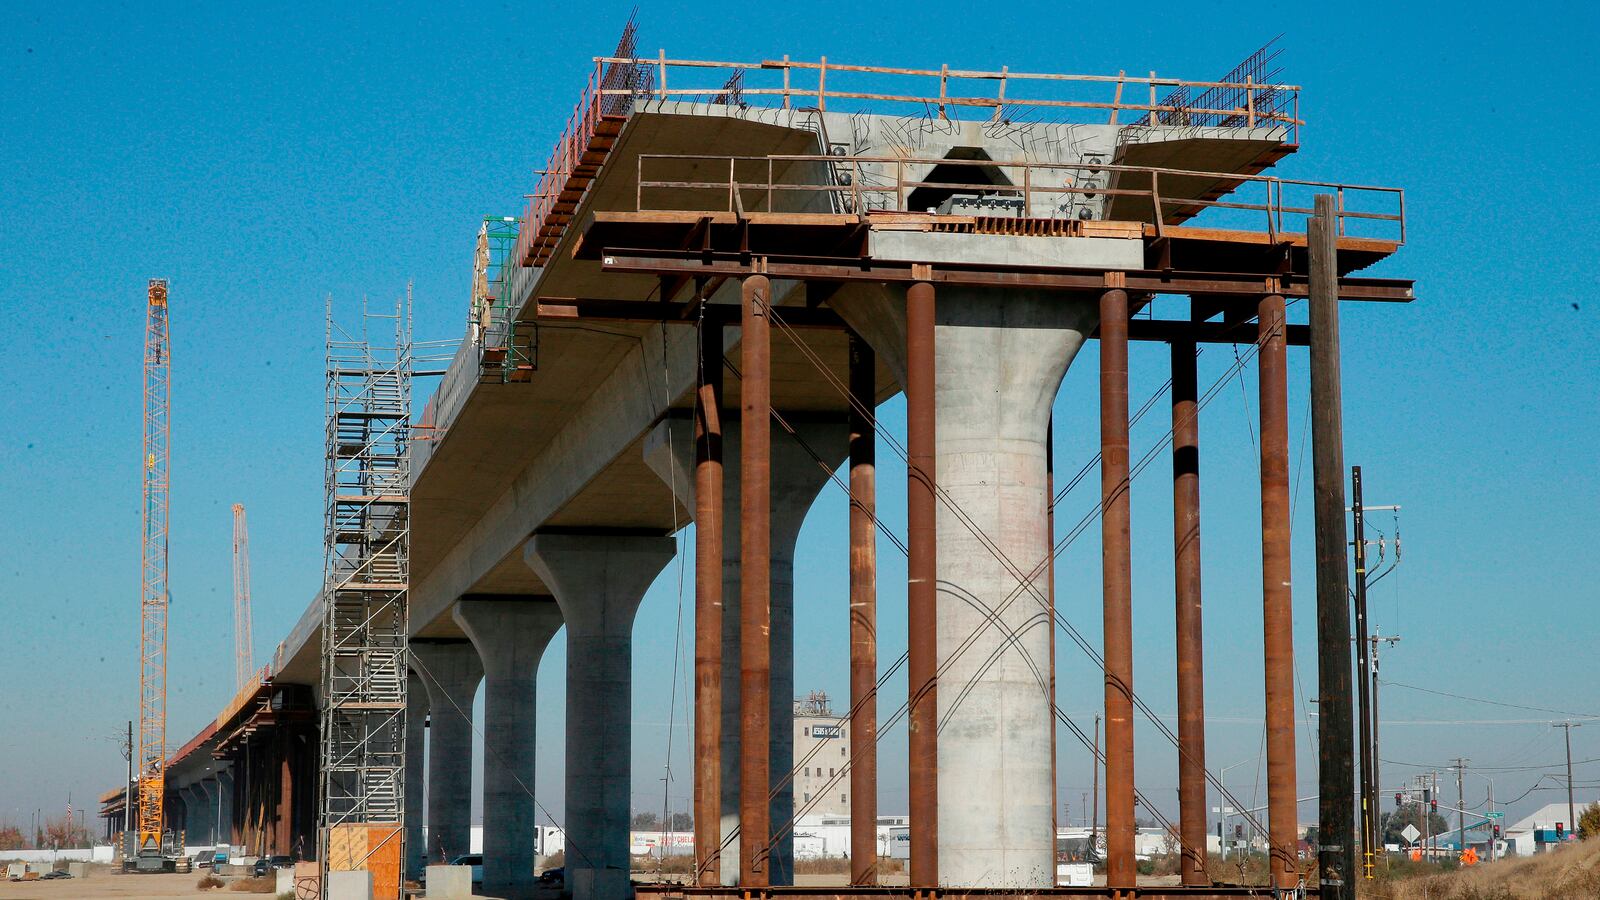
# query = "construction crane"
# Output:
<box><xmin>135</xmin><ymin>279</ymin><xmax>173</xmax><ymax>871</ymax></box>
<box><xmin>232</xmin><ymin>504</ymin><xmax>254</xmax><ymax>691</ymax></box>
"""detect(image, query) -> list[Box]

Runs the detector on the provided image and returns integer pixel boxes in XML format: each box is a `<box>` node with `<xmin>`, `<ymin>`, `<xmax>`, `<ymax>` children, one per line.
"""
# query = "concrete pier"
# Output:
<box><xmin>933</xmin><ymin>288</ymin><xmax>1096</xmax><ymax>887</ymax></box>
<box><xmin>215</xmin><ymin>771</ymin><xmax>234</xmax><ymax>846</ymax></box>
<box><xmin>454</xmin><ymin>596</ymin><xmax>564</xmax><ymax>900</ymax></box>
<box><xmin>405</xmin><ymin>669</ymin><xmax>428</xmax><ymax>878</ymax></box>
<box><xmin>836</xmin><ymin>282</ymin><xmax>1098</xmax><ymax>887</ymax></box>
<box><xmin>413</xmin><ymin>640</ymin><xmax>483</xmax><ymax>866</ymax></box>
<box><xmin>648</xmin><ymin>416</ymin><xmax>847</xmax><ymax>885</ymax></box>
<box><xmin>524</xmin><ymin>533</ymin><xmax>675</xmax><ymax>900</ymax></box>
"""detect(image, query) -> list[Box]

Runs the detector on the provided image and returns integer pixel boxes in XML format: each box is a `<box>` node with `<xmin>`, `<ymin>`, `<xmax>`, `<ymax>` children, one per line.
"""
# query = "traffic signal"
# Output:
<box><xmin>1557</xmin><ymin>822</ymin><xmax>1565</xmax><ymax>839</ymax></box>
<box><xmin>1395</xmin><ymin>792</ymin><xmax>1404</xmax><ymax>807</ymax></box>
<box><xmin>1493</xmin><ymin>825</ymin><xmax>1501</xmax><ymax>838</ymax></box>
<box><xmin>1431</xmin><ymin>798</ymin><xmax>1438</xmax><ymax>815</ymax></box>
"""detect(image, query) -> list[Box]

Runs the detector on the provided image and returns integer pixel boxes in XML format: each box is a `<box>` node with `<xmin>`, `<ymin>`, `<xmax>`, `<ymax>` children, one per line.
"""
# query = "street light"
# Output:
<box><xmin>1216</xmin><ymin>757</ymin><xmax>1260</xmax><ymax>859</ymax></box>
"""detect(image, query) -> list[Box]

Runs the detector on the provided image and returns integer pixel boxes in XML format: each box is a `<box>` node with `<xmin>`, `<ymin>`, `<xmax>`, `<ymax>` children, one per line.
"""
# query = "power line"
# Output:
<box><xmin>1378</xmin><ymin>680</ymin><xmax>1600</xmax><ymax>719</ymax></box>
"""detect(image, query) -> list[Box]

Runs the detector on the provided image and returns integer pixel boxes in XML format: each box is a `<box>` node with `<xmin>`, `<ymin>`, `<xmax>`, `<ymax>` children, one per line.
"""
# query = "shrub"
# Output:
<box><xmin>197</xmin><ymin>873</ymin><xmax>225</xmax><ymax>890</ymax></box>
<box><xmin>227</xmin><ymin>876</ymin><xmax>277</xmax><ymax>892</ymax></box>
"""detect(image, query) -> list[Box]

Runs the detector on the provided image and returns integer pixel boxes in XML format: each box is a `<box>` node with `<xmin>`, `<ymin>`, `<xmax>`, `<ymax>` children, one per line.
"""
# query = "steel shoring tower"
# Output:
<box><xmin>137</xmin><ymin>279</ymin><xmax>171</xmax><ymax>860</ymax></box>
<box><xmin>318</xmin><ymin>293</ymin><xmax>413</xmax><ymax>891</ymax></box>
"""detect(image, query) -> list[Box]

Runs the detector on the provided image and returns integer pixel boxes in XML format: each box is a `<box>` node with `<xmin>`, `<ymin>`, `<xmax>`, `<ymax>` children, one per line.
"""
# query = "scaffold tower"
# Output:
<box><xmin>318</xmin><ymin>290</ymin><xmax>414</xmax><ymax>889</ymax></box>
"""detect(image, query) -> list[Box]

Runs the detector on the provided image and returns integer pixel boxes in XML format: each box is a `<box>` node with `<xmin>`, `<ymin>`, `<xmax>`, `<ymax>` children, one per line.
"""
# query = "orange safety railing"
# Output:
<box><xmin>513</xmin><ymin>53</ymin><xmax>1305</xmax><ymax>268</ymax></box>
<box><xmin>634</xmin><ymin>154</ymin><xmax>1405</xmax><ymax>245</ymax></box>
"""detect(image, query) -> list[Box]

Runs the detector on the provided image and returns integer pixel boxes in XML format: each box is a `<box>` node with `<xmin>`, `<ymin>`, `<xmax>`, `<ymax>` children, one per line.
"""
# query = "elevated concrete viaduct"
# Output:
<box><xmin>110</xmin><ymin>43</ymin><xmax>1413</xmax><ymax>900</ymax></box>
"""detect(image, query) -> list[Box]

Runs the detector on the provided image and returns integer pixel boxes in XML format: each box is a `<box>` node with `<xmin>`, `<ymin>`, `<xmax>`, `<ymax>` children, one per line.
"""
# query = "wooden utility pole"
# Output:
<box><xmin>1309</xmin><ymin>193</ymin><xmax>1356</xmax><ymax>899</ymax></box>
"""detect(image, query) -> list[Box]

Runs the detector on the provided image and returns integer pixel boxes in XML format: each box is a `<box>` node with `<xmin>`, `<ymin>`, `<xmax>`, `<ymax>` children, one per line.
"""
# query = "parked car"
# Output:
<box><xmin>252</xmin><ymin>855</ymin><xmax>293</xmax><ymax>877</ymax></box>
<box><xmin>450</xmin><ymin>854</ymin><xmax>483</xmax><ymax>885</ymax></box>
<box><xmin>192</xmin><ymin>850</ymin><xmax>215</xmax><ymax>869</ymax></box>
<box><xmin>537</xmin><ymin>866</ymin><xmax>564</xmax><ymax>887</ymax></box>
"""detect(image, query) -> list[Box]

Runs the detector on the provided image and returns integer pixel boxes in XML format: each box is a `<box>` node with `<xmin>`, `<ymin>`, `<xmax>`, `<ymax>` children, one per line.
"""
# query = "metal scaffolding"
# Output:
<box><xmin>318</xmin><ymin>290</ymin><xmax>414</xmax><ymax>885</ymax></box>
<box><xmin>473</xmin><ymin>216</ymin><xmax>537</xmax><ymax>383</ymax></box>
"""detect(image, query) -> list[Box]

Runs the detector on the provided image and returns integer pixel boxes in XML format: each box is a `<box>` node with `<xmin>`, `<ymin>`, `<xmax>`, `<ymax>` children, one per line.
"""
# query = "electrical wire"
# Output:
<box><xmin>1378</xmin><ymin>681</ymin><xmax>1600</xmax><ymax>720</ymax></box>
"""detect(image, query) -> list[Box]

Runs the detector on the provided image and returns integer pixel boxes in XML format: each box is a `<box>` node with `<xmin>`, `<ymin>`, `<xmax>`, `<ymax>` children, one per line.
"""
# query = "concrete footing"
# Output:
<box><xmin>454</xmin><ymin>596</ymin><xmax>564</xmax><ymax>900</ymax></box>
<box><xmin>525</xmin><ymin>533</ymin><xmax>676</xmax><ymax>900</ymax></box>
<box><xmin>413</xmin><ymin>640</ymin><xmax>483</xmax><ymax>866</ymax></box>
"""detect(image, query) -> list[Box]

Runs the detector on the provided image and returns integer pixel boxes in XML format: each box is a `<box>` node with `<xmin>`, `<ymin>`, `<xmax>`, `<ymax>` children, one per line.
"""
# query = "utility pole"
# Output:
<box><xmin>1351</xmin><ymin>467</ymin><xmax>1375</xmax><ymax>878</ymax></box>
<box><xmin>1309</xmin><ymin>193</ymin><xmax>1355</xmax><ymax>900</ymax></box>
<box><xmin>1451</xmin><ymin>758</ymin><xmax>1469</xmax><ymax>854</ymax></box>
<box><xmin>1555</xmin><ymin>722</ymin><xmax>1581</xmax><ymax>841</ymax></box>
<box><xmin>1091</xmin><ymin>714</ymin><xmax>1101</xmax><ymax>859</ymax></box>
<box><xmin>1369</xmin><ymin>632</ymin><xmax>1399</xmax><ymax>837</ymax></box>
<box><xmin>1488</xmin><ymin>781</ymin><xmax>1496</xmax><ymax>863</ymax></box>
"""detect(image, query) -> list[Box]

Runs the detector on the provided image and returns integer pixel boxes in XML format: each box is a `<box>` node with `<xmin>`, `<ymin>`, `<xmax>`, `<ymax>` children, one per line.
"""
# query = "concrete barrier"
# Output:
<box><xmin>276</xmin><ymin>866</ymin><xmax>295</xmax><ymax>896</ymax></box>
<box><xmin>327</xmin><ymin>869</ymin><xmax>374</xmax><ymax>900</ymax></box>
<box><xmin>425</xmin><ymin>864</ymin><xmax>472</xmax><ymax>898</ymax></box>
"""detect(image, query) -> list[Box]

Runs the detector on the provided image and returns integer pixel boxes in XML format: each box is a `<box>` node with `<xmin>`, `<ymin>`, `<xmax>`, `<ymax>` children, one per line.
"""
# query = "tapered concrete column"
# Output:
<box><xmin>646</xmin><ymin>415</ymin><xmax>848</xmax><ymax>885</ymax></box>
<box><xmin>454</xmin><ymin>596</ymin><xmax>564</xmax><ymax>900</ymax></box>
<box><xmin>404</xmin><ymin>669</ymin><xmax>428</xmax><ymax>879</ymax></box>
<box><xmin>524</xmin><ymin>533</ymin><xmax>675</xmax><ymax>900</ymax></box>
<box><xmin>413</xmin><ymin>640</ymin><xmax>483</xmax><ymax>866</ymax></box>
<box><xmin>833</xmin><ymin>270</ymin><xmax>1116</xmax><ymax>888</ymax></box>
<box><xmin>216</xmin><ymin>770</ymin><xmax>235</xmax><ymax>846</ymax></box>
<box><xmin>198</xmin><ymin>779</ymin><xmax>217</xmax><ymax>845</ymax></box>
<box><xmin>934</xmin><ymin>287</ymin><xmax>1096</xmax><ymax>887</ymax></box>
<box><xmin>180</xmin><ymin>786</ymin><xmax>201</xmax><ymax>845</ymax></box>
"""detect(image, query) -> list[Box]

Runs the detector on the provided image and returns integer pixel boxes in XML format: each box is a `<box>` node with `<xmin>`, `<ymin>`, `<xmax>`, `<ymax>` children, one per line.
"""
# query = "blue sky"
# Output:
<box><xmin>1</xmin><ymin>0</ymin><xmax>1596</xmax><ymax>837</ymax></box>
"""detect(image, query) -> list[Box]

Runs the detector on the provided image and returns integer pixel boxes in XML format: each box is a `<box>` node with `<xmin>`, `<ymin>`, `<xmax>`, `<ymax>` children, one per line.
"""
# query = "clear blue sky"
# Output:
<box><xmin>2</xmin><ymin>0</ymin><xmax>1596</xmax><ymax>837</ymax></box>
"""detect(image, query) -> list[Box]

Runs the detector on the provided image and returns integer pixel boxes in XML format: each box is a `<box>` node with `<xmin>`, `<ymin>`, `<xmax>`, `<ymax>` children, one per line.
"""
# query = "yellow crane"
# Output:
<box><xmin>135</xmin><ymin>279</ymin><xmax>172</xmax><ymax>870</ymax></box>
<box><xmin>232</xmin><ymin>504</ymin><xmax>253</xmax><ymax>691</ymax></box>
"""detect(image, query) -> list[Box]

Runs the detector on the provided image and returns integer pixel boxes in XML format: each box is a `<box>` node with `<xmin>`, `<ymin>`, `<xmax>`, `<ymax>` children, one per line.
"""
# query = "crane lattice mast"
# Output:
<box><xmin>136</xmin><ymin>279</ymin><xmax>171</xmax><ymax>853</ymax></box>
<box><xmin>232</xmin><ymin>503</ymin><xmax>254</xmax><ymax>691</ymax></box>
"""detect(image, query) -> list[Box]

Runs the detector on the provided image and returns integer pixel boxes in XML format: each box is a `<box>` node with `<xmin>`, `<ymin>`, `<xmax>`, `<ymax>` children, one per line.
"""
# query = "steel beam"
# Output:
<box><xmin>905</xmin><ymin>278</ymin><xmax>938</xmax><ymax>887</ymax></box>
<box><xmin>695</xmin><ymin>314</ymin><xmax>725</xmax><ymax>886</ymax></box>
<box><xmin>739</xmin><ymin>273</ymin><xmax>772</xmax><ymax>886</ymax></box>
<box><xmin>533</xmin><ymin>297</ymin><xmax>1314</xmax><ymax>344</ymax></box>
<box><xmin>1100</xmin><ymin>287</ymin><xmax>1136</xmax><ymax>889</ymax></box>
<box><xmin>597</xmin><ymin>251</ymin><xmax>1416</xmax><ymax>301</ymax></box>
<box><xmin>848</xmin><ymin>334</ymin><xmax>879</xmax><ymax>886</ymax></box>
<box><xmin>1171</xmin><ymin>335</ymin><xmax>1208</xmax><ymax>886</ymax></box>
<box><xmin>1258</xmin><ymin>292</ymin><xmax>1298</xmax><ymax>888</ymax></box>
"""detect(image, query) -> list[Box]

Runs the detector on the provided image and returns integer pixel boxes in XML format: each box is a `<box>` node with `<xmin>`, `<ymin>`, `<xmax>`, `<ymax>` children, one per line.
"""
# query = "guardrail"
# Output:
<box><xmin>513</xmin><ymin>52</ymin><xmax>1305</xmax><ymax>267</ymax></box>
<box><xmin>597</xmin><ymin>54</ymin><xmax>1300</xmax><ymax>129</ymax></box>
<box><xmin>634</xmin><ymin>154</ymin><xmax>1405</xmax><ymax>244</ymax></box>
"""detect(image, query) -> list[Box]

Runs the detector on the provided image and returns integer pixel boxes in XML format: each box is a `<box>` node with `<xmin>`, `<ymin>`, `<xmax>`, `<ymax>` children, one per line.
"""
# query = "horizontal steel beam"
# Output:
<box><xmin>596</xmin><ymin>249</ymin><xmax>1415</xmax><ymax>302</ymax></box>
<box><xmin>538</xmin><ymin>298</ymin><xmax>1310</xmax><ymax>345</ymax></box>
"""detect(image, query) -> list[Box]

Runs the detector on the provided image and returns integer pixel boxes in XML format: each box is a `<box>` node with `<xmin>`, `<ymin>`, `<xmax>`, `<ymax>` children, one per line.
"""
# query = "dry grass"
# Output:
<box><xmin>196</xmin><ymin>874</ymin><xmax>225</xmax><ymax>890</ymax></box>
<box><xmin>226</xmin><ymin>876</ymin><xmax>278</xmax><ymax>893</ymax></box>
<box><xmin>1358</xmin><ymin>839</ymin><xmax>1600</xmax><ymax>900</ymax></box>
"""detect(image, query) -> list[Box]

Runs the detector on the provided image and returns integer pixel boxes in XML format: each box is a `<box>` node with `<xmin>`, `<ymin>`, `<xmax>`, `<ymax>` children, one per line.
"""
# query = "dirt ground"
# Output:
<box><xmin>0</xmin><ymin>869</ymin><xmax>268</xmax><ymax>900</ymax></box>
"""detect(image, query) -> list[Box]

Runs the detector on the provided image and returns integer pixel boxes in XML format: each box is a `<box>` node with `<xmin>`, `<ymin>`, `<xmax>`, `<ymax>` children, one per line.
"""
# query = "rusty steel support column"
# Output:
<box><xmin>1172</xmin><ymin>334</ymin><xmax>1209</xmax><ymax>885</ymax></box>
<box><xmin>1310</xmin><ymin>195</ymin><xmax>1357</xmax><ymax>900</ymax></box>
<box><xmin>1258</xmin><ymin>291</ymin><xmax>1299</xmax><ymax>888</ymax></box>
<box><xmin>694</xmin><ymin>313</ymin><xmax>724</xmax><ymax>886</ymax></box>
<box><xmin>848</xmin><ymin>334</ymin><xmax>879</xmax><ymax>885</ymax></box>
<box><xmin>1048</xmin><ymin>416</ymin><xmax>1059</xmax><ymax>854</ymax></box>
<box><xmin>905</xmin><ymin>278</ymin><xmax>938</xmax><ymax>887</ymax></box>
<box><xmin>1099</xmin><ymin>287</ymin><xmax>1136</xmax><ymax>889</ymax></box>
<box><xmin>738</xmin><ymin>273</ymin><xmax>772</xmax><ymax>887</ymax></box>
